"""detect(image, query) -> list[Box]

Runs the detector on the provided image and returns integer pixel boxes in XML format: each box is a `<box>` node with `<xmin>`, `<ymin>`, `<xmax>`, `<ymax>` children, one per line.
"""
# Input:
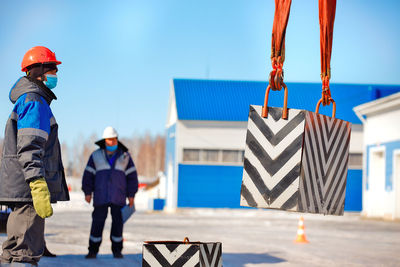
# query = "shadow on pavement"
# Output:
<box><xmin>38</xmin><ymin>252</ymin><xmax>285</xmax><ymax>266</ymax></box>
<box><xmin>39</xmin><ymin>253</ymin><xmax>142</xmax><ymax>267</ymax></box>
<box><xmin>223</xmin><ymin>252</ymin><xmax>286</xmax><ymax>266</ymax></box>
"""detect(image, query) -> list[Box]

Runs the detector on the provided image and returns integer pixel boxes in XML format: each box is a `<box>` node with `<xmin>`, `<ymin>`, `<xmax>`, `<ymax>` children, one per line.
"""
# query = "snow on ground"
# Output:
<box><xmin>63</xmin><ymin>177</ymin><xmax>161</xmax><ymax>211</ymax></box>
<box><xmin>1</xmin><ymin>191</ymin><xmax>399</xmax><ymax>266</ymax></box>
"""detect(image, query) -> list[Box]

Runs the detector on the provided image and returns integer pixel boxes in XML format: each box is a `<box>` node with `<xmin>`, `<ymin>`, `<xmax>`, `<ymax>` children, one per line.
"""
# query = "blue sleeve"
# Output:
<box><xmin>16</xmin><ymin>95</ymin><xmax>51</xmax><ymax>138</ymax></box>
<box><xmin>82</xmin><ymin>155</ymin><xmax>96</xmax><ymax>195</ymax></box>
<box><xmin>14</xmin><ymin>94</ymin><xmax>52</xmax><ymax>181</ymax></box>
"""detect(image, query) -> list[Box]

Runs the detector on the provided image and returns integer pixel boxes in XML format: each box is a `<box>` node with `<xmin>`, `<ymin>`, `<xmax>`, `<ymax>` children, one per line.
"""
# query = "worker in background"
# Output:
<box><xmin>82</xmin><ymin>126</ymin><xmax>138</xmax><ymax>259</ymax></box>
<box><xmin>0</xmin><ymin>46</ymin><xmax>70</xmax><ymax>265</ymax></box>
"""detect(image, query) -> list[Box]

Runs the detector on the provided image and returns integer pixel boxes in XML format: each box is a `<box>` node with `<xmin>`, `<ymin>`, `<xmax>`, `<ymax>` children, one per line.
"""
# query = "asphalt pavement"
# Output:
<box><xmin>0</xmin><ymin>193</ymin><xmax>399</xmax><ymax>266</ymax></box>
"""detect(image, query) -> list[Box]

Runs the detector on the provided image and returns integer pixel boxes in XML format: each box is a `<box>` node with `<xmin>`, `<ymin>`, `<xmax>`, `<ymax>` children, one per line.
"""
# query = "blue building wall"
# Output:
<box><xmin>344</xmin><ymin>169</ymin><xmax>363</xmax><ymax>211</ymax></box>
<box><xmin>177</xmin><ymin>164</ymin><xmax>362</xmax><ymax>211</ymax></box>
<box><xmin>366</xmin><ymin>140</ymin><xmax>400</xmax><ymax>192</ymax></box>
<box><xmin>177</xmin><ymin>164</ymin><xmax>244</xmax><ymax>208</ymax></box>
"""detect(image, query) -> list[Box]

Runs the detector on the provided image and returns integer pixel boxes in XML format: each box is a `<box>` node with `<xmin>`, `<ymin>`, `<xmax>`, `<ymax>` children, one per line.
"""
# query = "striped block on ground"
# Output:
<box><xmin>143</xmin><ymin>242</ymin><xmax>222</xmax><ymax>267</ymax></box>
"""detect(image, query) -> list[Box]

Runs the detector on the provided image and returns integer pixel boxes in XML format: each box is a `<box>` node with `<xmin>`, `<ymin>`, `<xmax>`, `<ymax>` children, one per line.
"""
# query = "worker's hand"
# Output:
<box><xmin>128</xmin><ymin>197</ymin><xmax>134</xmax><ymax>207</ymax></box>
<box><xmin>29</xmin><ymin>177</ymin><xmax>53</xmax><ymax>219</ymax></box>
<box><xmin>85</xmin><ymin>195</ymin><xmax>92</xmax><ymax>204</ymax></box>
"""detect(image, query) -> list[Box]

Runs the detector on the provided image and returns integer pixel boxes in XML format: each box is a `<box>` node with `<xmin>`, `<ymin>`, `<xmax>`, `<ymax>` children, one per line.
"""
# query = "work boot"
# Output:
<box><xmin>85</xmin><ymin>252</ymin><xmax>97</xmax><ymax>259</ymax></box>
<box><xmin>86</xmin><ymin>239</ymin><xmax>100</xmax><ymax>259</ymax></box>
<box><xmin>113</xmin><ymin>251</ymin><xmax>123</xmax><ymax>259</ymax></box>
<box><xmin>111</xmin><ymin>240</ymin><xmax>123</xmax><ymax>258</ymax></box>
<box><xmin>42</xmin><ymin>246</ymin><xmax>57</xmax><ymax>257</ymax></box>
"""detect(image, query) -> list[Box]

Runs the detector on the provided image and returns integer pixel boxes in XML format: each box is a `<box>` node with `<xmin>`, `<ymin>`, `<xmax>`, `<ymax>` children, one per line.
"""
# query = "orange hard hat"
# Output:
<box><xmin>21</xmin><ymin>46</ymin><xmax>62</xmax><ymax>72</ymax></box>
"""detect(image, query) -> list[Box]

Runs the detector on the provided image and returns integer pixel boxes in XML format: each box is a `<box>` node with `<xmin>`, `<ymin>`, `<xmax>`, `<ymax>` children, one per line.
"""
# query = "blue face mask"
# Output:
<box><xmin>44</xmin><ymin>74</ymin><xmax>58</xmax><ymax>89</ymax></box>
<box><xmin>106</xmin><ymin>144</ymin><xmax>118</xmax><ymax>152</ymax></box>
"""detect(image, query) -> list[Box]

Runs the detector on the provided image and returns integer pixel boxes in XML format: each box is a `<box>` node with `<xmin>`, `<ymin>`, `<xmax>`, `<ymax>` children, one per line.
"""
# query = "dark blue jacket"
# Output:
<box><xmin>81</xmin><ymin>140</ymin><xmax>138</xmax><ymax>207</ymax></box>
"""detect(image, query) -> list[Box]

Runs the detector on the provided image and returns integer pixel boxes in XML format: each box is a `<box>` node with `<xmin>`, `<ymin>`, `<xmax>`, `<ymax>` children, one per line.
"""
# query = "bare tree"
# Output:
<box><xmin>136</xmin><ymin>133</ymin><xmax>152</xmax><ymax>177</ymax></box>
<box><xmin>70</xmin><ymin>133</ymin><xmax>98</xmax><ymax>178</ymax></box>
<box><xmin>133</xmin><ymin>133</ymin><xmax>166</xmax><ymax>178</ymax></box>
<box><xmin>0</xmin><ymin>138</ymin><xmax>3</xmax><ymax>165</ymax></box>
<box><xmin>63</xmin><ymin>132</ymin><xmax>165</xmax><ymax>179</ymax></box>
<box><xmin>154</xmin><ymin>134</ymin><xmax>166</xmax><ymax>174</ymax></box>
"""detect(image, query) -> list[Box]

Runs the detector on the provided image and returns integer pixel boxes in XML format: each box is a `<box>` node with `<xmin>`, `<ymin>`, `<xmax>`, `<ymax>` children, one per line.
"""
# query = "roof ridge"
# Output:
<box><xmin>173</xmin><ymin>78</ymin><xmax>400</xmax><ymax>88</ymax></box>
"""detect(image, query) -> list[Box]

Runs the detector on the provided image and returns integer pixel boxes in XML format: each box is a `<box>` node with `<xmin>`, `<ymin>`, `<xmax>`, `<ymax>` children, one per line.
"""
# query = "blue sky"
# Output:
<box><xmin>0</xmin><ymin>0</ymin><xmax>399</xmax><ymax>144</ymax></box>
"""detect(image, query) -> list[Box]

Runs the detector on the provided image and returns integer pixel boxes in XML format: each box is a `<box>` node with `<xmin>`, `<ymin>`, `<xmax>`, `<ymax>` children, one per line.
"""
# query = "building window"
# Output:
<box><xmin>183</xmin><ymin>149</ymin><xmax>200</xmax><ymax>162</ymax></box>
<box><xmin>222</xmin><ymin>150</ymin><xmax>243</xmax><ymax>163</ymax></box>
<box><xmin>183</xmin><ymin>149</ymin><xmax>244</xmax><ymax>165</ymax></box>
<box><xmin>348</xmin><ymin>153</ymin><xmax>362</xmax><ymax>169</ymax></box>
<box><xmin>202</xmin><ymin>149</ymin><xmax>219</xmax><ymax>162</ymax></box>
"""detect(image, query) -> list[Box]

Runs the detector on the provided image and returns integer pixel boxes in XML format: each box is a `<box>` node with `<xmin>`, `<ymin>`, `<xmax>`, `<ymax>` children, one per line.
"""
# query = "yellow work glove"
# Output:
<box><xmin>29</xmin><ymin>177</ymin><xmax>53</xmax><ymax>219</ymax></box>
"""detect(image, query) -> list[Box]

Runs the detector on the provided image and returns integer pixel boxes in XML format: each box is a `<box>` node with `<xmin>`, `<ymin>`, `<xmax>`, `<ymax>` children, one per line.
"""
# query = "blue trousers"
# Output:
<box><xmin>88</xmin><ymin>204</ymin><xmax>123</xmax><ymax>254</ymax></box>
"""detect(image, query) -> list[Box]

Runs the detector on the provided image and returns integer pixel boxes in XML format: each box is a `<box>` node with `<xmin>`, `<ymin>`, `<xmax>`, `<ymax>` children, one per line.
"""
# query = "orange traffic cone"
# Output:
<box><xmin>294</xmin><ymin>216</ymin><xmax>309</xmax><ymax>243</ymax></box>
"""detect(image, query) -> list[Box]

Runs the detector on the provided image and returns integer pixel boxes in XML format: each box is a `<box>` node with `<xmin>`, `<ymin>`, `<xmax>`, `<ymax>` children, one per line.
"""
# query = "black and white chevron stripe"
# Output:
<box><xmin>298</xmin><ymin>111</ymin><xmax>351</xmax><ymax>215</ymax></box>
<box><xmin>200</xmin><ymin>243</ymin><xmax>222</xmax><ymax>267</ymax></box>
<box><xmin>143</xmin><ymin>242</ymin><xmax>222</xmax><ymax>267</ymax></box>
<box><xmin>240</xmin><ymin>105</ymin><xmax>306</xmax><ymax>210</ymax></box>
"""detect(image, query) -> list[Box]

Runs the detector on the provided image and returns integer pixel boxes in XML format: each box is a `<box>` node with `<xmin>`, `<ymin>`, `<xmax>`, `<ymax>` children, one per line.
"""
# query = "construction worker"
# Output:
<box><xmin>82</xmin><ymin>126</ymin><xmax>138</xmax><ymax>259</ymax></box>
<box><xmin>0</xmin><ymin>46</ymin><xmax>70</xmax><ymax>265</ymax></box>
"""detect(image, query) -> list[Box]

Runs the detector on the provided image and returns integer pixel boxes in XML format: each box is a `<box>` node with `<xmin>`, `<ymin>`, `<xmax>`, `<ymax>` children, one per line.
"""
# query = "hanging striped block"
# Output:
<box><xmin>143</xmin><ymin>241</ymin><xmax>222</xmax><ymax>267</ymax></box>
<box><xmin>240</xmin><ymin>105</ymin><xmax>351</xmax><ymax>215</ymax></box>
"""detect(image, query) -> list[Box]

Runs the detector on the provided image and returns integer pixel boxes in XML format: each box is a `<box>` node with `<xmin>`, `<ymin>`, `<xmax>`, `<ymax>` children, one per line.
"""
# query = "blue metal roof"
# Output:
<box><xmin>173</xmin><ymin>79</ymin><xmax>400</xmax><ymax>124</ymax></box>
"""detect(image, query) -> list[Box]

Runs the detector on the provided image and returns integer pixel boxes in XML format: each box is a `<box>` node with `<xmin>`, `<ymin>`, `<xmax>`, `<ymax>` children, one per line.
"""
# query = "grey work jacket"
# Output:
<box><xmin>0</xmin><ymin>77</ymin><xmax>70</xmax><ymax>204</ymax></box>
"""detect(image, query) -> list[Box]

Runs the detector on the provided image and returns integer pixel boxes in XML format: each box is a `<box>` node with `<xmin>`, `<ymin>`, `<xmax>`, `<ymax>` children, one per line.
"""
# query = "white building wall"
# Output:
<box><xmin>350</xmin><ymin>124</ymin><xmax>363</xmax><ymax>154</ymax></box>
<box><xmin>355</xmin><ymin>96</ymin><xmax>400</xmax><ymax>220</ymax></box>
<box><xmin>363</xmin><ymin>110</ymin><xmax>400</xmax><ymax>145</ymax></box>
<box><xmin>393</xmin><ymin>151</ymin><xmax>400</xmax><ymax>219</ymax></box>
<box><xmin>165</xmin><ymin>83</ymin><xmax>179</xmax><ymax>211</ymax></box>
<box><xmin>366</xmin><ymin>146</ymin><xmax>386</xmax><ymax>217</ymax></box>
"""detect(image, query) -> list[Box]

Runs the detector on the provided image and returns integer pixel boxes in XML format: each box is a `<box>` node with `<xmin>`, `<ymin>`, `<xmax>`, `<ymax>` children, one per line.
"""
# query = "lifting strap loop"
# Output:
<box><xmin>318</xmin><ymin>0</ymin><xmax>337</xmax><ymax>108</ymax></box>
<box><xmin>262</xmin><ymin>83</ymin><xmax>289</xmax><ymax>119</ymax></box>
<box><xmin>315</xmin><ymin>98</ymin><xmax>336</xmax><ymax>118</ymax></box>
<box><xmin>263</xmin><ymin>0</ymin><xmax>292</xmax><ymax>119</ymax></box>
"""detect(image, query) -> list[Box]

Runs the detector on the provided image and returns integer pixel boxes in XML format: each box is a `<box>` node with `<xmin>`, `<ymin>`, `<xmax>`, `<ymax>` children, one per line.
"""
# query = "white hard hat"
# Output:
<box><xmin>102</xmin><ymin>126</ymin><xmax>118</xmax><ymax>139</ymax></box>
